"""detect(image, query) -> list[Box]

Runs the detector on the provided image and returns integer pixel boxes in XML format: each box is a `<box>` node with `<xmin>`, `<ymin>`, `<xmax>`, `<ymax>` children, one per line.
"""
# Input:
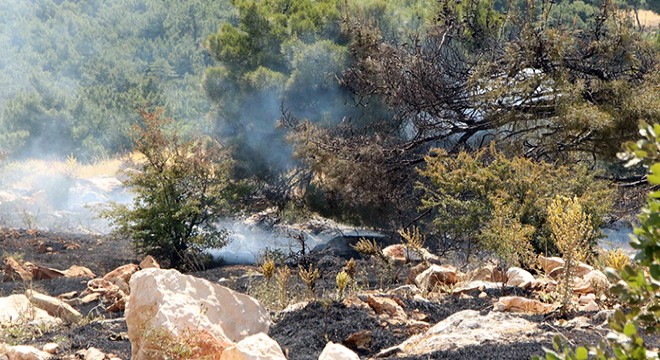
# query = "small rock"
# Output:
<box><xmin>26</xmin><ymin>290</ymin><xmax>82</xmax><ymax>324</ymax></box>
<box><xmin>471</xmin><ymin>266</ymin><xmax>494</xmax><ymax>281</ymax></box>
<box><xmin>579</xmin><ymin>293</ymin><xmax>596</xmax><ymax>304</ymax></box>
<box><xmin>574</xmin><ymin>270</ymin><xmax>609</xmax><ymax>294</ymax></box>
<box><xmin>83</xmin><ymin>347</ymin><xmax>106</xmax><ymax>360</ymax></box>
<box><xmin>478</xmin><ymin>292</ymin><xmax>488</xmax><ymax>299</ymax></box>
<box><xmin>318</xmin><ymin>342</ymin><xmax>360</xmax><ymax>360</ymax></box>
<box><xmin>537</xmin><ymin>256</ymin><xmax>565</xmax><ymax>274</ymax></box>
<box><xmin>406</xmin><ymin>263</ymin><xmax>429</xmax><ymax>285</ymax></box>
<box><xmin>57</xmin><ymin>291</ymin><xmax>78</xmax><ymax>300</ymax></box>
<box><xmin>63</xmin><ymin>265</ymin><xmax>95</xmax><ymax>279</ymax></box>
<box><xmin>415</xmin><ymin>265</ymin><xmax>458</xmax><ymax>291</ymax></box>
<box><xmin>220</xmin><ymin>332</ymin><xmax>286</xmax><ymax>360</ymax></box>
<box><xmin>344</xmin><ymin>330</ymin><xmax>372</xmax><ymax>351</ymax></box>
<box><xmin>103</xmin><ymin>264</ymin><xmax>139</xmax><ymax>292</ymax></box>
<box><xmin>365</xmin><ymin>295</ymin><xmax>407</xmax><ymax>319</ymax></box>
<box><xmin>138</xmin><ymin>256</ymin><xmax>159</xmax><ymax>270</ymax></box>
<box><xmin>580</xmin><ymin>300</ymin><xmax>600</xmax><ymax>312</ymax></box>
<box><xmin>506</xmin><ymin>267</ymin><xmax>535</xmax><ymax>288</ymax></box>
<box><xmin>41</xmin><ymin>343</ymin><xmax>58</xmax><ymax>355</ymax></box>
<box><xmin>495</xmin><ymin>296</ymin><xmax>555</xmax><ymax>314</ymax></box>
<box><xmin>2</xmin><ymin>257</ymin><xmax>32</xmax><ymax>282</ymax></box>
<box><xmin>4</xmin><ymin>344</ymin><xmax>53</xmax><ymax>360</ymax></box>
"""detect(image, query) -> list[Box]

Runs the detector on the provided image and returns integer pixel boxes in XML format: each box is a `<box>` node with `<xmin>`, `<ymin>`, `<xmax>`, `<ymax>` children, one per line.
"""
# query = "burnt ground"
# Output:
<box><xmin>0</xmin><ymin>228</ymin><xmax>653</xmax><ymax>360</ymax></box>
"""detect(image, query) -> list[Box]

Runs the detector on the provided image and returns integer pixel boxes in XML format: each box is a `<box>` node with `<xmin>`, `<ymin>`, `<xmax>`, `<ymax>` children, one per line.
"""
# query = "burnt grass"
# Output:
<box><xmin>0</xmin><ymin>227</ymin><xmax>638</xmax><ymax>360</ymax></box>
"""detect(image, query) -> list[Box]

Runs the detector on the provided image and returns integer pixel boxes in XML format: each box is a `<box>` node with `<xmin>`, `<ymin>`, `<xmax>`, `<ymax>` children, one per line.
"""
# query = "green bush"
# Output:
<box><xmin>536</xmin><ymin>121</ymin><xmax>660</xmax><ymax>359</ymax></box>
<box><xmin>101</xmin><ymin>109</ymin><xmax>237</xmax><ymax>270</ymax></box>
<box><xmin>418</xmin><ymin>145</ymin><xmax>613</xmax><ymax>258</ymax></box>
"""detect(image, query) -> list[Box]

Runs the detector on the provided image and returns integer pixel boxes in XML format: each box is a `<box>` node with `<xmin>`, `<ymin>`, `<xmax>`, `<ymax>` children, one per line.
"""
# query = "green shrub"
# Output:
<box><xmin>101</xmin><ymin>109</ymin><xmax>237</xmax><ymax>270</ymax></box>
<box><xmin>418</xmin><ymin>145</ymin><xmax>613</xmax><ymax>257</ymax></box>
<box><xmin>547</xmin><ymin>195</ymin><xmax>593</xmax><ymax>316</ymax></box>
<box><xmin>536</xmin><ymin>121</ymin><xmax>660</xmax><ymax>359</ymax></box>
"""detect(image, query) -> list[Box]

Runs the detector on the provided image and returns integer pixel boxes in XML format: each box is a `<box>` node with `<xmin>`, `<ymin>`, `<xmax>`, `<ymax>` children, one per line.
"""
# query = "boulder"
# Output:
<box><xmin>415</xmin><ymin>265</ymin><xmax>458</xmax><ymax>291</ymax></box>
<box><xmin>220</xmin><ymin>333</ymin><xmax>286</xmax><ymax>360</ymax></box>
<box><xmin>377</xmin><ymin>310</ymin><xmax>540</xmax><ymax>357</ymax></box>
<box><xmin>26</xmin><ymin>290</ymin><xmax>82</xmax><ymax>324</ymax></box>
<box><xmin>506</xmin><ymin>267</ymin><xmax>536</xmax><ymax>288</ymax></box>
<box><xmin>139</xmin><ymin>256</ymin><xmax>160</xmax><ymax>269</ymax></box>
<box><xmin>495</xmin><ymin>296</ymin><xmax>555</xmax><ymax>314</ymax></box>
<box><xmin>1</xmin><ymin>345</ymin><xmax>53</xmax><ymax>360</ymax></box>
<box><xmin>0</xmin><ymin>294</ymin><xmax>62</xmax><ymax>327</ymax></box>
<box><xmin>537</xmin><ymin>256</ymin><xmax>564</xmax><ymax>274</ymax></box>
<box><xmin>125</xmin><ymin>268</ymin><xmax>270</xmax><ymax>360</ymax></box>
<box><xmin>318</xmin><ymin>342</ymin><xmax>360</xmax><ymax>360</ymax></box>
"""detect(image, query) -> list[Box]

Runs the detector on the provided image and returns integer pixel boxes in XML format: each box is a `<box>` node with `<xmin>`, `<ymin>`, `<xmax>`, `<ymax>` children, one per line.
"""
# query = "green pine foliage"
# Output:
<box><xmin>418</xmin><ymin>145</ymin><xmax>614</xmax><ymax>256</ymax></box>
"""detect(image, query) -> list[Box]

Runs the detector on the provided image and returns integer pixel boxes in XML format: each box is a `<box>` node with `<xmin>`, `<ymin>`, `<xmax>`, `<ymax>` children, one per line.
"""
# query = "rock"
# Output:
<box><xmin>2</xmin><ymin>345</ymin><xmax>53</xmax><ymax>360</ymax></box>
<box><xmin>125</xmin><ymin>268</ymin><xmax>270</xmax><ymax>360</ymax></box>
<box><xmin>415</xmin><ymin>265</ymin><xmax>458</xmax><ymax>291</ymax></box>
<box><xmin>578</xmin><ymin>293</ymin><xmax>596</xmax><ymax>304</ymax></box>
<box><xmin>28</xmin><ymin>265</ymin><xmax>66</xmax><ymax>281</ymax></box>
<box><xmin>365</xmin><ymin>295</ymin><xmax>407</xmax><ymax>319</ymax></box>
<box><xmin>576</xmin><ymin>262</ymin><xmax>594</xmax><ymax>277</ymax></box>
<box><xmin>537</xmin><ymin>256</ymin><xmax>564</xmax><ymax>274</ymax></box>
<box><xmin>406</xmin><ymin>263</ymin><xmax>429</xmax><ymax>285</ymax></box>
<box><xmin>57</xmin><ymin>291</ymin><xmax>78</xmax><ymax>300</ymax></box>
<box><xmin>382</xmin><ymin>244</ymin><xmax>439</xmax><ymax>265</ymax></box>
<box><xmin>506</xmin><ymin>267</ymin><xmax>536</xmax><ymax>288</ymax></box>
<box><xmin>492</xmin><ymin>267</ymin><xmax>507</xmax><ymax>283</ymax></box>
<box><xmin>41</xmin><ymin>344</ymin><xmax>58</xmax><ymax>355</ymax></box>
<box><xmin>63</xmin><ymin>265</ymin><xmax>95</xmax><ymax>278</ymax></box>
<box><xmin>139</xmin><ymin>256</ymin><xmax>160</xmax><ymax>269</ymax></box>
<box><xmin>388</xmin><ymin>285</ymin><xmax>421</xmax><ymax>297</ymax></box>
<box><xmin>26</xmin><ymin>290</ymin><xmax>82</xmax><ymax>324</ymax></box>
<box><xmin>220</xmin><ymin>333</ymin><xmax>286</xmax><ymax>360</ymax></box>
<box><xmin>452</xmin><ymin>281</ymin><xmax>500</xmax><ymax>296</ymax></box>
<box><xmin>378</xmin><ymin>310</ymin><xmax>539</xmax><ymax>357</ymax></box>
<box><xmin>495</xmin><ymin>296</ymin><xmax>555</xmax><ymax>314</ymax></box>
<box><xmin>580</xmin><ymin>300</ymin><xmax>600</xmax><ymax>312</ymax></box>
<box><xmin>2</xmin><ymin>257</ymin><xmax>32</xmax><ymax>282</ymax></box>
<box><xmin>471</xmin><ymin>267</ymin><xmax>494</xmax><ymax>281</ymax></box>
<box><xmin>574</xmin><ymin>270</ymin><xmax>609</xmax><ymax>294</ymax></box>
<box><xmin>0</xmin><ymin>294</ymin><xmax>62</xmax><ymax>327</ymax></box>
<box><xmin>103</xmin><ymin>264</ymin><xmax>139</xmax><ymax>293</ymax></box>
<box><xmin>318</xmin><ymin>342</ymin><xmax>360</xmax><ymax>360</ymax></box>
<box><xmin>82</xmin><ymin>348</ymin><xmax>106</xmax><ymax>360</ymax></box>
<box><xmin>344</xmin><ymin>330</ymin><xmax>372</xmax><ymax>352</ymax></box>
